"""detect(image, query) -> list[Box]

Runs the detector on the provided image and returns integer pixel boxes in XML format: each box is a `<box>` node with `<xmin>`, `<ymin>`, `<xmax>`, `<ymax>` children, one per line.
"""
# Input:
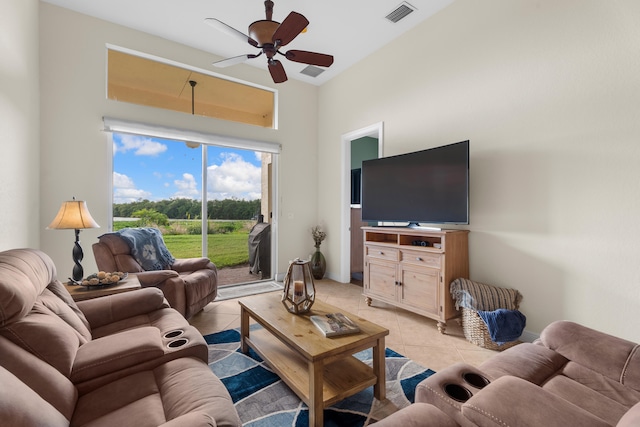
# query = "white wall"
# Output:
<box><xmin>318</xmin><ymin>0</ymin><xmax>640</xmax><ymax>342</ymax></box>
<box><xmin>0</xmin><ymin>0</ymin><xmax>40</xmax><ymax>249</ymax></box>
<box><xmin>38</xmin><ymin>4</ymin><xmax>319</xmax><ymax>278</ymax></box>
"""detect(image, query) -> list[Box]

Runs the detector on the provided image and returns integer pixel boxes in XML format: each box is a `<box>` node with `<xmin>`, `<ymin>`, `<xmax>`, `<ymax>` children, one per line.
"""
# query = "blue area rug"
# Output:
<box><xmin>205</xmin><ymin>327</ymin><xmax>435</xmax><ymax>426</ymax></box>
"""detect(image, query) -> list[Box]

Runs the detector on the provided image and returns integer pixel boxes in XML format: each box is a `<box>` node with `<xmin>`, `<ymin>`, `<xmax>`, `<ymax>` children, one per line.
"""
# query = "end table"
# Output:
<box><xmin>64</xmin><ymin>274</ymin><xmax>141</xmax><ymax>302</ymax></box>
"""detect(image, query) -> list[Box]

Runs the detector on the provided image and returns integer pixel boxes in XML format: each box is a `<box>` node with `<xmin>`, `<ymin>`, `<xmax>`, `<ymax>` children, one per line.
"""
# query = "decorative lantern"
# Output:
<box><xmin>281</xmin><ymin>258</ymin><xmax>316</xmax><ymax>314</ymax></box>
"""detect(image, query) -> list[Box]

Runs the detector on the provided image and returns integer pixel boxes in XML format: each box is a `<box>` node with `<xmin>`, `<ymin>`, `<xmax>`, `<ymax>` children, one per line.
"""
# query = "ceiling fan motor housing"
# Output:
<box><xmin>249</xmin><ymin>20</ymin><xmax>280</xmax><ymax>47</ymax></box>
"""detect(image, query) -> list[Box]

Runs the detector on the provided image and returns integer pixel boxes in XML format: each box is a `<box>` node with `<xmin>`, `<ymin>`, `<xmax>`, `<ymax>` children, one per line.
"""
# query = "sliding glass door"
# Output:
<box><xmin>111</xmin><ymin>132</ymin><xmax>274</xmax><ymax>286</ymax></box>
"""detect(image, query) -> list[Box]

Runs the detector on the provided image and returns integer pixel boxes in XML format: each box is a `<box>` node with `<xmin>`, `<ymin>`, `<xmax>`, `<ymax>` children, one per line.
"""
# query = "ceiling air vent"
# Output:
<box><xmin>385</xmin><ymin>2</ymin><xmax>416</xmax><ymax>23</ymax></box>
<box><xmin>300</xmin><ymin>65</ymin><xmax>325</xmax><ymax>78</ymax></box>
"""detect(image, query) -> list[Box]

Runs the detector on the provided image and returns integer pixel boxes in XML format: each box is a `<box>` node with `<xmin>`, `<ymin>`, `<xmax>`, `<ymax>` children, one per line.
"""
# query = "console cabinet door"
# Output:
<box><xmin>365</xmin><ymin>259</ymin><xmax>397</xmax><ymax>301</ymax></box>
<box><xmin>399</xmin><ymin>265</ymin><xmax>440</xmax><ymax>318</ymax></box>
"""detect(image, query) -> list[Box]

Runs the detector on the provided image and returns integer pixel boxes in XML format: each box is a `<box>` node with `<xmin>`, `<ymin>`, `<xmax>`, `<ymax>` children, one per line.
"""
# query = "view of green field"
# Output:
<box><xmin>113</xmin><ymin>219</ymin><xmax>254</xmax><ymax>268</ymax></box>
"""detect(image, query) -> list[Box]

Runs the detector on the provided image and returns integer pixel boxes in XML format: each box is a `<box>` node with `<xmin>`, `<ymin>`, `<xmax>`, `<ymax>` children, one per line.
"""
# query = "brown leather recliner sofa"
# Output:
<box><xmin>0</xmin><ymin>248</ymin><xmax>240</xmax><ymax>427</ymax></box>
<box><xmin>92</xmin><ymin>232</ymin><xmax>218</xmax><ymax>319</ymax></box>
<box><xmin>376</xmin><ymin>320</ymin><xmax>640</xmax><ymax>427</ymax></box>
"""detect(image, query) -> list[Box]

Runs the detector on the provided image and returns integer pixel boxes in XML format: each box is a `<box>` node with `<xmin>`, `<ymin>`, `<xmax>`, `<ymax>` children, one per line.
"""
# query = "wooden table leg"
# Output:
<box><xmin>372</xmin><ymin>337</ymin><xmax>386</xmax><ymax>401</ymax></box>
<box><xmin>240</xmin><ymin>306</ymin><xmax>250</xmax><ymax>354</ymax></box>
<box><xmin>308</xmin><ymin>360</ymin><xmax>324</xmax><ymax>427</ymax></box>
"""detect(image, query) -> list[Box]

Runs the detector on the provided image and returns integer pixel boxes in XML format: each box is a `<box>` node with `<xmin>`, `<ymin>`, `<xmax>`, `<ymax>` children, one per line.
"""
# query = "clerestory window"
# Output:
<box><xmin>107</xmin><ymin>47</ymin><xmax>277</xmax><ymax>128</ymax></box>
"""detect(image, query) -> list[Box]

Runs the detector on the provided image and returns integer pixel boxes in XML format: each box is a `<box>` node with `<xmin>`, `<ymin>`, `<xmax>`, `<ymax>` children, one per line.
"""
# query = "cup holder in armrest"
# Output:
<box><xmin>167</xmin><ymin>338</ymin><xmax>189</xmax><ymax>349</ymax></box>
<box><xmin>462</xmin><ymin>372</ymin><xmax>490</xmax><ymax>389</ymax></box>
<box><xmin>444</xmin><ymin>383</ymin><xmax>473</xmax><ymax>402</ymax></box>
<box><xmin>163</xmin><ymin>329</ymin><xmax>184</xmax><ymax>339</ymax></box>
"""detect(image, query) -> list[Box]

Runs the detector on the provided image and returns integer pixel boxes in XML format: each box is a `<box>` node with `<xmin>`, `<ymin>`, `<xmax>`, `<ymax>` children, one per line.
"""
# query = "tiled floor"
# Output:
<box><xmin>190</xmin><ymin>279</ymin><xmax>497</xmax><ymax>372</ymax></box>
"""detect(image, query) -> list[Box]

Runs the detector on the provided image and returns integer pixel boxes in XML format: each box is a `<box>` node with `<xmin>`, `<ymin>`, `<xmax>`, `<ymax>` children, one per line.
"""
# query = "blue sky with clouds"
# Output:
<box><xmin>112</xmin><ymin>133</ymin><xmax>263</xmax><ymax>204</ymax></box>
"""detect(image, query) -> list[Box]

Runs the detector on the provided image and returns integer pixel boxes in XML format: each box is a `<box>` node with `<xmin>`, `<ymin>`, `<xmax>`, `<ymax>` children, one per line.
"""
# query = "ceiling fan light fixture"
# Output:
<box><xmin>249</xmin><ymin>20</ymin><xmax>280</xmax><ymax>46</ymax></box>
<box><xmin>385</xmin><ymin>2</ymin><xmax>417</xmax><ymax>23</ymax></box>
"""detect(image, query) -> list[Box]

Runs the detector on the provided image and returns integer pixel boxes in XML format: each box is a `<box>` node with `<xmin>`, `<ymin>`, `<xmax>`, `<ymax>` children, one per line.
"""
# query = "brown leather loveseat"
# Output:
<box><xmin>376</xmin><ymin>320</ymin><xmax>640</xmax><ymax>426</ymax></box>
<box><xmin>93</xmin><ymin>231</ymin><xmax>218</xmax><ymax>319</ymax></box>
<box><xmin>0</xmin><ymin>248</ymin><xmax>240</xmax><ymax>426</ymax></box>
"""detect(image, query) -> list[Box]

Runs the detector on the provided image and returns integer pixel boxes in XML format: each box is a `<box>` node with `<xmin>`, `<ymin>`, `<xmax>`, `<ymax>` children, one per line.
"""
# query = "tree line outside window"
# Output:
<box><xmin>113</xmin><ymin>198</ymin><xmax>261</xmax><ymax>221</ymax></box>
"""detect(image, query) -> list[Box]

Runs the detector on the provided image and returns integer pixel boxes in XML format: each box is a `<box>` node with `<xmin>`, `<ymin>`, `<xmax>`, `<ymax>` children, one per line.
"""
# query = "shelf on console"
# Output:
<box><xmin>365</xmin><ymin>228</ymin><xmax>454</xmax><ymax>251</ymax></box>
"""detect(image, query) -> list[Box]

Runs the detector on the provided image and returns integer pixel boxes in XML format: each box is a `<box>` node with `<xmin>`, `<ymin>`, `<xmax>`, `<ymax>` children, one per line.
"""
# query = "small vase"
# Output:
<box><xmin>310</xmin><ymin>246</ymin><xmax>326</xmax><ymax>280</ymax></box>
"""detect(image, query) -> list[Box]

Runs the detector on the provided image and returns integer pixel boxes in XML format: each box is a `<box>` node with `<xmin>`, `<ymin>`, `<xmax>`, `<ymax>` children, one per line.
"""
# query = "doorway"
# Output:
<box><xmin>340</xmin><ymin>123</ymin><xmax>383</xmax><ymax>284</ymax></box>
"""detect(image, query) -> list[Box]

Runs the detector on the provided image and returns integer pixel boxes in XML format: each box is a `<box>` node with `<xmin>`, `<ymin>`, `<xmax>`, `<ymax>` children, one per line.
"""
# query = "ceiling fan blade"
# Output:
<box><xmin>272</xmin><ymin>12</ymin><xmax>309</xmax><ymax>47</ymax></box>
<box><xmin>204</xmin><ymin>18</ymin><xmax>258</xmax><ymax>47</ymax></box>
<box><xmin>268</xmin><ymin>59</ymin><xmax>288</xmax><ymax>83</ymax></box>
<box><xmin>285</xmin><ymin>50</ymin><xmax>334</xmax><ymax>67</ymax></box>
<box><xmin>212</xmin><ymin>54</ymin><xmax>259</xmax><ymax>68</ymax></box>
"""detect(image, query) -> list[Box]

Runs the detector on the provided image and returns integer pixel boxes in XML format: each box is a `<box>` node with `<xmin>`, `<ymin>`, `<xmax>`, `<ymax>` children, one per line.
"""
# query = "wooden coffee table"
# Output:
<box><xmin>239</xmin><ymin>293</ymin><xmax>389</xmax><ymax>427</ymax></box>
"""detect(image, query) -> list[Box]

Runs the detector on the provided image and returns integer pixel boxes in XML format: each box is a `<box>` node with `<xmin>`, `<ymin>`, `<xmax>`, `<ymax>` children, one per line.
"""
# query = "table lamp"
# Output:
<box><xmin>47</xmin><ymin>197</ymin><xmax>100</xmax><ymax>283</ymax></box>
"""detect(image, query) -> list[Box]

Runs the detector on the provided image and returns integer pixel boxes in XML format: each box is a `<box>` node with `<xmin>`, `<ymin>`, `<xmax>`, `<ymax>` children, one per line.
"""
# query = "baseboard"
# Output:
<box><xmin>519</xmin><ymin>329</ymin><xmax>540</xmax><ymax>343</ymax></box>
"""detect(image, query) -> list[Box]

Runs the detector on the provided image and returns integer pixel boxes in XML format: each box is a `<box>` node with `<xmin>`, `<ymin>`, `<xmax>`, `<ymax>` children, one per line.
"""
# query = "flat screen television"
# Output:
<box><xmin>361</xmin><ymin>140</ymin><xmax>469</xmax><ymax>226</ymax></box>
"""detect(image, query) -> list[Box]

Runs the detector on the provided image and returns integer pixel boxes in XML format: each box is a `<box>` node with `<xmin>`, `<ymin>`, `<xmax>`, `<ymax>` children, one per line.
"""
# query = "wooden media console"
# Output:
<box><xmin>362</xmin><ymin>226</ymin><xmax>469</xmax><ymax>333</ymax></box>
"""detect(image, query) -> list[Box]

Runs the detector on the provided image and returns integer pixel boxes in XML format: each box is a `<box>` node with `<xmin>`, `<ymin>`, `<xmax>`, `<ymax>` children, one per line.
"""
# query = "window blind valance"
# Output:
<box><xmin>103</xmin><ymin>117</ymin><xmax>281</xmax><ymax>154</ymax></box>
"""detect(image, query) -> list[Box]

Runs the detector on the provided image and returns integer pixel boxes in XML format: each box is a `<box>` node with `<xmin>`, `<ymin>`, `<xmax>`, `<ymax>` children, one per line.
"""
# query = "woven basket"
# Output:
<box><xmin>461</xmin><ymin>308</ymin><xmax>520</xmax><ymax>351</ymax></box>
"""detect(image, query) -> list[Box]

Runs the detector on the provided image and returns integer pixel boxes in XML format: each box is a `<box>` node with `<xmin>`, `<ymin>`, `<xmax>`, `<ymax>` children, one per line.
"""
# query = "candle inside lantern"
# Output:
<box><xmin>293</xmin><ymin>280</ymin><xmax>304</xmax><ymax>303</ymax></box>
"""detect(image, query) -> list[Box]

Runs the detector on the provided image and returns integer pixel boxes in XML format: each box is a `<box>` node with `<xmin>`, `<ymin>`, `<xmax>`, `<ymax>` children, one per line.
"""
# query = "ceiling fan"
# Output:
<box><xmin>205</xmin><ymin>0</ymin><xmax>334</xmax><ymax>83</ymax></box>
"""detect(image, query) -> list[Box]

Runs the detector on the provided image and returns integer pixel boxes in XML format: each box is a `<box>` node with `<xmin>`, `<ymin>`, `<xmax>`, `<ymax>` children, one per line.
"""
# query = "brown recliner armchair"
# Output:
<box><xmin>92</xmin><ymin>233</ymin><xmax>218</xmax><ymax>319</ymax></box>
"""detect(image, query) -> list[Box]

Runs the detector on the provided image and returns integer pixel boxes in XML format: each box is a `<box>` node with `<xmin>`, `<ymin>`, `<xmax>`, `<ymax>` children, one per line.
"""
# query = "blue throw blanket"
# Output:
<box><xmin>477</xmin><ymin>308</ymin><xmax>527</xmax><ymax>345</ymax></box>
<box><xmin>112</xmin><ymin>228</ymin><xmax>175</xmax><ymax>271</ymax></box>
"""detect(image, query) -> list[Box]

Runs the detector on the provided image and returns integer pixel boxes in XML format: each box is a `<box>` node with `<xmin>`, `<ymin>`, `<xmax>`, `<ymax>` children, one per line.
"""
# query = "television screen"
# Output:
<box><xmin>361</xmin><ymin>140</ymin><xmax>469</xmax><ymax>226</ymax></box>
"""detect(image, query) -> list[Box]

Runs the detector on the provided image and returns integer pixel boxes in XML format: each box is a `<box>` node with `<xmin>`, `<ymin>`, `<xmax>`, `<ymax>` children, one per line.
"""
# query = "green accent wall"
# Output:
<box><xmin>351</xmin><ymin>136</ymin><xmax>378</xmax><ymax>170</ymax></box>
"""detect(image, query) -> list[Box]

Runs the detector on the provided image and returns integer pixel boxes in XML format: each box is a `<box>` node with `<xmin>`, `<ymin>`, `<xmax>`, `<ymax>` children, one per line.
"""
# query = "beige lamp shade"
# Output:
<box><xmin>47</xmin><ymin>199</ymin><xmax>100</xmax><ymax>230</ymax></box>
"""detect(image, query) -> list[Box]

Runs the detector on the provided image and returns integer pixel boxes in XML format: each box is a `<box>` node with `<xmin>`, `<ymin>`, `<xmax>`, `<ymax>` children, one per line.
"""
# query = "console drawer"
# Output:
<box><xmin>400</xmin><ymin>250</ymin><xmax>442</xmax><ymax>268</ymax></box>
<box><xmin>366</xmin><ymin>245</ymin><xmax>399</xmax><ymax>262</ymax></box>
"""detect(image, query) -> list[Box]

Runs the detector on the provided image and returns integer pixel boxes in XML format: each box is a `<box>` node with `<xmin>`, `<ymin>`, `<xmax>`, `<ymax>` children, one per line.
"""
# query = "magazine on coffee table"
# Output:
<box><xmin>310</xmin><ymin>312</ymin><xmax>360</xmax><ymax>337</ymax></box>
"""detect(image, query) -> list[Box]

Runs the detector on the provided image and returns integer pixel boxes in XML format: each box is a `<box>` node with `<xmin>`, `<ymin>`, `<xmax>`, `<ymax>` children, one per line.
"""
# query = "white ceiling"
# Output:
<box><xmin>41</xmin><ymin>0</ymin><xmax>454</xmax><ymax>86</ymax></box>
